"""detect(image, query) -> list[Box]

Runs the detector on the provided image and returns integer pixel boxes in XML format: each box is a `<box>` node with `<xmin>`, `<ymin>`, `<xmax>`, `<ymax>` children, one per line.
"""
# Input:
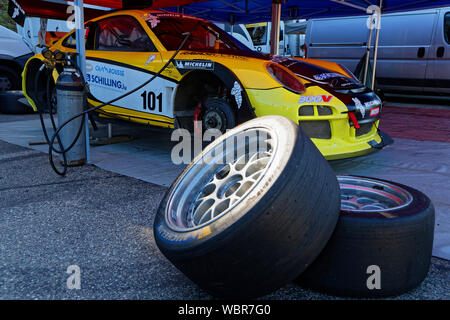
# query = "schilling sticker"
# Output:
<box><xmin>299</xmin><ymin>95</ymin><xmax>334</xmax><ymax>104</ymax></box>
<box><xmin>175</xmin><ymin>60</ymin><xmax>215</xmax><ymax>71</ymax></box>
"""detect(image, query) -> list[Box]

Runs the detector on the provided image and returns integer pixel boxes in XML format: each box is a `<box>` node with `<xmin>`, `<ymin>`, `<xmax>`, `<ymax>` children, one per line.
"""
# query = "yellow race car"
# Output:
<box><xmin>22</xmin><ymin>9</ymin><xmax>391</xmax><ymax>160</ymax></box>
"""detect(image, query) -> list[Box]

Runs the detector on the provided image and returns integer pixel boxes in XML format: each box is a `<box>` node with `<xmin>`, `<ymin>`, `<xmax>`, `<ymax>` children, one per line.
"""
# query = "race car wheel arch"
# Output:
<box><xmin>296</xmin><ymin>176</ymin><xmax>435</xmax><ymax>297</ymax></box>
<box><xmin>174</xmin><ymin>65</ymin><xmax>256</xmax><ymax>124</ymax></box>
<box><xmin>154</xmin><ymin>116</ymin><xmax>341</xmax><ymax>298</ymax></box>
<box><xmin>23</xmin><ymin>58</ymin><xmax>49</xmax><ymax>111</ymax></box>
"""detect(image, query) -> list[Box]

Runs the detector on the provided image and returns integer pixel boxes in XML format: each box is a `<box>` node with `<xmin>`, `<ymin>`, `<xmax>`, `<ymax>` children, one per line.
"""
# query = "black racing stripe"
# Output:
<box><xmin>86</xmin><ymin>57</ymin><xmax>179</xmax><ymax>84</ymax></box>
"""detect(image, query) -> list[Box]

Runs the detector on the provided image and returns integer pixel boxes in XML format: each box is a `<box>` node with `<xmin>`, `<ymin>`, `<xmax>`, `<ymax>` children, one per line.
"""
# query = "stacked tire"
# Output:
<box><xmin>296</xmin><ymin>175</ymin><xmax>435</xmax><ymax>297</ymax></box>
<box><xmin>153</xmin><ymin>116</ymin><xmax>435</xmax><ymax>298</ymax></box>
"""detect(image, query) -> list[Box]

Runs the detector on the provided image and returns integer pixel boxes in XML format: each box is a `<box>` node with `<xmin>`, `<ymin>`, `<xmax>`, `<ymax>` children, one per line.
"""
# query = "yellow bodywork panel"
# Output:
<box><xmin>247</xmin><ymin>85</ymin><xmax>382</xmax><ymax>160</ymax></box>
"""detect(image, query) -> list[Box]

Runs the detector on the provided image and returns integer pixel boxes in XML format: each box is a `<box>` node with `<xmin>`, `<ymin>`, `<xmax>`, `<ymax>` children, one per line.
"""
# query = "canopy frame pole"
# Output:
<box><xmin>270</xmin><ymin>0</ymin><xmax>282</xmax><ymax>56</ymax></box>
<box><xmin>74</xmin><ymin>0</ymin><xmax>90</xmax><ymax>163</ymax></box>
<box><xmin>371</xmin><ymin>0</ymin><xmax>382</xmax><ymax>91</ymax></box>
<box><xmin>363</xmin><ymin>17</ymin><xmax>374</xmax><ymax>85</ymax></box>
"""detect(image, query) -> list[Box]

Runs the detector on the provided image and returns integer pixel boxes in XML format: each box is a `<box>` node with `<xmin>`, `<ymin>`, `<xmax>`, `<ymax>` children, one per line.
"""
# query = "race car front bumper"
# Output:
<box><xmin>246</xmin><ymin>87</ymin><xmax>392</xmax><ymax>160</ymax></box>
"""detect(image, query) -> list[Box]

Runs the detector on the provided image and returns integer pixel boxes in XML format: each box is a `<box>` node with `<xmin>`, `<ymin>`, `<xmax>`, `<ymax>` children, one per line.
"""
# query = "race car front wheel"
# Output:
<box><xmin>202</xmin><ymin>97</ymin><xmax>236</xmax><ymax>133</ymax></box>
<box><xmin>154</xmin><ymin>116</ymin><xmax>341</xmax><ymax>298</ymax></box>
<box><xmin>296</xmin><ymin>175</ymin><xmax>435</xmax><ymax>297</ymax></box>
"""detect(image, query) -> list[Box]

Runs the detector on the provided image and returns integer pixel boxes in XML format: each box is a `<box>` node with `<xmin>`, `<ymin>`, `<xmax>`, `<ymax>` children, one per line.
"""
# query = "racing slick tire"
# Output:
<box><xmin>0</xmin><ymin>91</ymin><xmax>34</xmax><ymax>114</ymax></box>
<box><xmin>202</xmin><ymin>97</ymin><xmax>236</xmax><ymax>133</ymax></box>
<box><xmin>296</xmin><ymin>175</ymin><xmax>435</xmax><ymax>297</ymax></box>
<box><xmin>154</xmin><ymin>116</ymin><xmax>341</xmax><ymax>299</ymax></box>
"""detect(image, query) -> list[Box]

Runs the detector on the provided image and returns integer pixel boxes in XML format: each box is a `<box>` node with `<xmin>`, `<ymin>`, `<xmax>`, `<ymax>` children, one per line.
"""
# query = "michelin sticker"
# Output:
<box><xmin>231</xmin><ymin>81</ymin><xmax>243</xmax><ymax>109</ymax></box>
<box><xmin>175</xmin><ymin>60</ymin><xmax>214</xmax><ymax>71</ymax></box>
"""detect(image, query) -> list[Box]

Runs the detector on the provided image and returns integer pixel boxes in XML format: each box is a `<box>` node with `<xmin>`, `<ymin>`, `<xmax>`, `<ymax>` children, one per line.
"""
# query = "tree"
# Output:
<box><xmin>0</xmin><ymin>0</ymin><xmax>17</xmax><ymax>32</ymax></box>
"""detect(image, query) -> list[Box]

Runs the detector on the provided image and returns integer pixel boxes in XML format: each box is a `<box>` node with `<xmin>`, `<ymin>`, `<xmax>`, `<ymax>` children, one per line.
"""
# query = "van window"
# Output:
<box><xmin>246</xmin><ymin>24</ymin><xmax>268</xmax><ymax>46</ymax></box>
<box><xmin>445</xmin><ymin>13</ymin><xmax>450</xmax><ymax>44</ymax></box>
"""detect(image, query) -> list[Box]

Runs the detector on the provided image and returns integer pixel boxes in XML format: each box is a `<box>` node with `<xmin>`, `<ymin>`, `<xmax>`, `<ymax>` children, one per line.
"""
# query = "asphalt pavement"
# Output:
<box><xmin>0</xmin><ymin>139</ymin><xmax>449</xmax><ymax>300</ymax></box>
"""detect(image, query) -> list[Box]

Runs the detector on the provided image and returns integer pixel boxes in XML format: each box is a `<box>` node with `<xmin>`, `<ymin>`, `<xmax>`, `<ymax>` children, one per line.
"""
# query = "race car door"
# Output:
<box><xmin>85</xmin><ymin>14</ymin><xmax>177</xmax><ymax>128</ymax></box>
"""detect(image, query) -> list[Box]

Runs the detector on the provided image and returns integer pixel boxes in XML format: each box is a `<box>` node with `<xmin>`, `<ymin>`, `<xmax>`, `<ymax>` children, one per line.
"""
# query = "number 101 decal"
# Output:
<box><xmin>141</xmin><ymin>90</ymin><xmax>163</xmax><ymax>112</ymax></box>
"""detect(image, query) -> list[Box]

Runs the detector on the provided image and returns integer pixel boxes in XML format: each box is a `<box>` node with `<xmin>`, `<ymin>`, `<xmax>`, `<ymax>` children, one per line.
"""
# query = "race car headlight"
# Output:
<box><xmin>266</xmin><ymin>62</ymin><xmax>305</xmax><ymax>94</ymax></box>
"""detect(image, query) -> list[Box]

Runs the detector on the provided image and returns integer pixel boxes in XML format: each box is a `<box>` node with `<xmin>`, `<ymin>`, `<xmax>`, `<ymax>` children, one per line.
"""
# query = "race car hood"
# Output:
<box><xmin>273</xmin><ymin>57</ymin><xmax>362</xmax><ymax>90</ymax></box>
<box><xmin>203</xmin><ymin>49</ymin><xmax>363</xmax><ymax>91</ymax></box>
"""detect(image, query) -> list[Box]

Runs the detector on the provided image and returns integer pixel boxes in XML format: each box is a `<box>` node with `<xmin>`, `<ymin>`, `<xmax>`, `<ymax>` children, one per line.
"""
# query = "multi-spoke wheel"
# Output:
<box><xmin>296</xmin><ymin>175</ymin><xmax>435</xmax><ymax>297</ymax></box>
<box><xmin>154</xmin><ymin>116</ymin><xmax>341</xmax><ymax>299</ymax></box>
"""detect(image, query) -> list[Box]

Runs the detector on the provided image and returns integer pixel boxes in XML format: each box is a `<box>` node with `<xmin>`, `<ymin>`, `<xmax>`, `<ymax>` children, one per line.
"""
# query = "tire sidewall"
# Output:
<box><xmin>154</xmin><ymin>116</ymin><xmax>298</xmax><ymax>254</ymax></box>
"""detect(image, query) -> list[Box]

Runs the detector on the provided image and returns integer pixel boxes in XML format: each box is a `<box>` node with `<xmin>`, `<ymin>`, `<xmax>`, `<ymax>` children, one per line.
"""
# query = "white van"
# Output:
<box><xmin>16</xmin><ymin>17</ymin><xmax>70</xmax><ymax>52</ymax></box>
<box><xmin>245</xmin><ymin>21</ymin><xmax>287</xmax><ymax>55</ymax></box>
<box><xmin>305</xmin><ymin>7</ymin><xmax>450</xmax><ymax>95</ymax></box>
<box><xmin>215</xmin><ymin>23</ymin><xmax>255</xmax><ymax>50</ymax></box>
<box><xmin>0</xmin><ymin>25</ymin><xmax>32</xmax><ymax>91</ymax></box>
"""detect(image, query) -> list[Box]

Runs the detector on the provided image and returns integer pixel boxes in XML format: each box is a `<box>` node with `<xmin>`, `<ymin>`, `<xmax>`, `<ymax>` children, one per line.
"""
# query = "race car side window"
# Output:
<box><xmin>62</xmin><ymin>23</ymin><xmax>92</xmax><ymax>49</ymax></box>
<box><xmin>95</xmin><ymin>15</ymin><xmax>157</xmax><ymax>52</ymax></box>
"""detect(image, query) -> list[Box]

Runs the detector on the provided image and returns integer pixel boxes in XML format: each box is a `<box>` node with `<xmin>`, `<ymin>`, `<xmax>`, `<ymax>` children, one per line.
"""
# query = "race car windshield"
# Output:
<box><xmin>149</xmin><ymin>16</ymin><xmax>251</xmax><ymax>53</ymax></box>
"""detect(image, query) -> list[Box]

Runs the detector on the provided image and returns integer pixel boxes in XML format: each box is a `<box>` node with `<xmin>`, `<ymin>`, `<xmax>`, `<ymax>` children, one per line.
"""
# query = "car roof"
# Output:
<box><xmin>96</xmin><ymin>9</ymin><xmax>207</xmax><ymax>23</ymax></box>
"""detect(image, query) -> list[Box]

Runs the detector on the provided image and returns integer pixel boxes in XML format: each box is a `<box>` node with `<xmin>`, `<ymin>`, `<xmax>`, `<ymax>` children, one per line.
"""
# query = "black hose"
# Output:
<box><xmin>47</xmin><ymin>23</ymin><xmax>200</xmax><ymax>176</ymax></box>
<box><xmin>35</xmin><ymin>65</ymin><xmax>68</xmax><ymax>175</ymax></box>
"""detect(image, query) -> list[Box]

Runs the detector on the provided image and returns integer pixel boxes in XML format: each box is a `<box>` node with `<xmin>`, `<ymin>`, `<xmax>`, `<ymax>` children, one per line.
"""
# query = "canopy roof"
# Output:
<box><xmin>171</xmin><ymin>0</ymin><xmax>449</xmax><ymax>24</ymax></box>
<box><xmin>9</xmin><ymin>0</ymin><xmax>450</xmax><ymax>23</ymax></box>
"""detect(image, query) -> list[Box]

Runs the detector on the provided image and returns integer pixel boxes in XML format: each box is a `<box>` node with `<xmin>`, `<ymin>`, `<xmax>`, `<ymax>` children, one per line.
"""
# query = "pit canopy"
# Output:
<box><xmin>9</xmin><ymin>0</ymin><xmax>449</xmax><ymax>24</ymax></box>
<box><xmin>170</xmin><ymin>0</ymin><xmax>449</xmax><ymax>24</ymax></box>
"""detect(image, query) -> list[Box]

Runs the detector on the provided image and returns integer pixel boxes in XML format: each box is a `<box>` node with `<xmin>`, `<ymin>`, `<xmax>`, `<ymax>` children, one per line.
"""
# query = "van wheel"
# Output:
<box><xmin>0</xmin><ymin>65</ymin><xmax>21</xmax><ymax>91</ymax></box>
<box><xmin>0</xmin><ymin>91</ymin><xmax>34</xmax><ymax>114</ymax></box>
<box><xmin>296</xmin><ymin>175</ymin><xmax>435</xmax><ymax>297</ymax></box>
<box><xmin>154</xmin><ymin>116</ymin><xmax>341</xmax><ymax>299</ymax></box>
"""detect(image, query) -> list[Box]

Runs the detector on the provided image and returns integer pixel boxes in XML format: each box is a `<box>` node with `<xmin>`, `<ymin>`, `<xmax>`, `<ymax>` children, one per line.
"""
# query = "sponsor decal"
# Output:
<box><xmin>231</xmin><ymin>81</ymin><xmax>243</xmax><ymax>109</ymax></box>
<box><xmin>352</xmin><ymin>98</ymin><xmax>381</xmax><ymax>118</ymax></box>
<box><xmin>94</xmin><ymin>65</ymin><xmax>125</xmax><ymax>77</ymax></box>
<box><xmin>175</xmin><ymin>60</ymin><xmax>214</xmax><ymax>70</ymax></box>
<box><xmin>352</xmin><ymin>97</ymin><xmax>366</xmax><ymax>118</ymax></box>
<box><xmin>365</xmin><ymin>100</ymin><xmax>380</xmax><ymax>108</ymax></box>
<box><xmin>314</xmin><ymin>73</ymin><xmax>343</xmax><ymax>81</ymax></box>
<box><xmin>86</xmin><ymin>73</ymin><xmax>127</xmax><ymax>91</ymax></box>
<box><xmin>145</xmin><ymin>54</ymin><xmax>156</xmax><ymax>66</ymax></box>
<box><xmin>370</xmin><ymin>107</ymin><xmax>380</xmax><ymax>117</ymax></box>
<box><xmin>156</xmin><ymin>223</ymin><xmax>210</xmax><ymax>243</ymax></box>
<box><xmin>143</xmin><ymin>14</ymin><xmax>160</xmax><ymax>28</ymax></box>
<box><xmin>299</xmin><ymin>95</ymin><xmax>334</xmax><ymax>104</ymax></box>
